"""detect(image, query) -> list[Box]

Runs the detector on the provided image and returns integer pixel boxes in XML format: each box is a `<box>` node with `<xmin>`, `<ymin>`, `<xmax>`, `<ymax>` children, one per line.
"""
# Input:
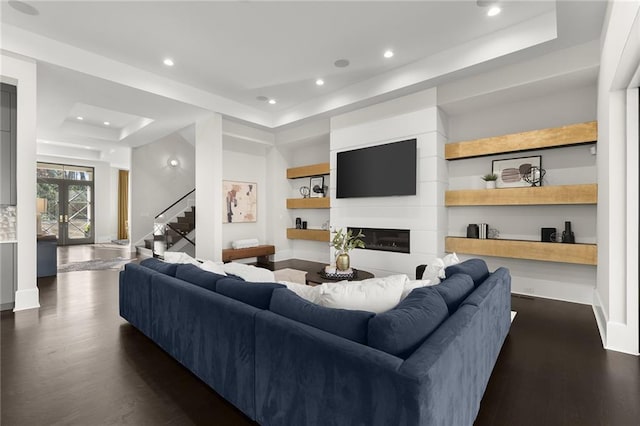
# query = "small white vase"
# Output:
<box><xmin>485</xmin><ymin>181</ymin><xmax>496</xmax><ymax>189</ymax></box>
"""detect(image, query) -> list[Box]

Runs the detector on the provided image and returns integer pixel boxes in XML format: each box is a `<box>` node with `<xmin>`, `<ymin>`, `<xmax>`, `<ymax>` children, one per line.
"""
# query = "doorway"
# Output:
<box><xmin>37</xmin><ymin>163</ymin><xmax>95</xmax><ymax>246</ymax></box>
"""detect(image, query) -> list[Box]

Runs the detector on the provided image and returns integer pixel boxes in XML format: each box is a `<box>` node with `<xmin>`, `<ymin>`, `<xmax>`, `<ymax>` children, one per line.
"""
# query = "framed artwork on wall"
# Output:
<box><xmin>309</xmin><ymin>176</ymin><xmax>324</xmax><ymax>198</ymax></box>
<box><xmin>223</xmin><ymin>180</ymin><xmax>257</xmax><ymax>223</ymax></box>
<box><xmin>492</xmin><ymin>156</ymin><xmax>542</xmax><ymax>188</ymax></box>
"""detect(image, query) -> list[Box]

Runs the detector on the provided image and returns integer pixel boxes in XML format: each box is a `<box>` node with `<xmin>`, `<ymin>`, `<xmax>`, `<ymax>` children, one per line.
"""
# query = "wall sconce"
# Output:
<box><xmin>168</xmin><ymin>158</ymin><xmax>179</xmax><ymax>168</ymax></box>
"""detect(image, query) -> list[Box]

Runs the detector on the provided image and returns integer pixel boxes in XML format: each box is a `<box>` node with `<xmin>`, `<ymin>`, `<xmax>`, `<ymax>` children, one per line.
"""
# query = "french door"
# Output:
<box><xmin>37</xmin><ymin>163</ymin><xmax>94</xmax><ymax>246</ymax></box>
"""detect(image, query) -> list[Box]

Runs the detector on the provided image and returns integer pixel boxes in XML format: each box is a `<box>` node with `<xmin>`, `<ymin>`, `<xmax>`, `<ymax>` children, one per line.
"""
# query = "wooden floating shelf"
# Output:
<box><xmin>286</xmin><ymin>197</ymin><xmax>330</xmax><ymax>209</ymax></box>
<box><xmin>445</xmin><ymin>184</ymin><xmax>597</xmax><ymax>206</ymax></box>
<box><xmin>445</xmin><ymin>237</ymin><xmax>597</xmax><ymax>265</ymax></box>
<box><xmin>286</xmin><ymin>162</ymin><xmax>330</xmax><ymax>179</ymax></box>
<box><xmin>286</xmin><ymin>228</ymin><xmax>330</xmax><ymax>242</ymax></box>
<box><xmin>445</xmin><ymin>121</ymin><xmax>597</xmax><ymax>160</ymax></box>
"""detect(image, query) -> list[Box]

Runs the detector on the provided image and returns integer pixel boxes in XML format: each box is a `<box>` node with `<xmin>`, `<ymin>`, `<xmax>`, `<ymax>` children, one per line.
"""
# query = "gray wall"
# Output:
<box><xmin>130</xmin><ymin>133</ymin><xmax>195</xmax><ymax>246</ymax></box>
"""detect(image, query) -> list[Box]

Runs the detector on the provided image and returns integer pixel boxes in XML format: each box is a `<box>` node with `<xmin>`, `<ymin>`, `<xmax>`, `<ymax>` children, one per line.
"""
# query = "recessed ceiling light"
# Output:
<box><xmin>383</xmin><ymin>50</ymin><xmax>394</xmax><ymax>59</ymax></box>
<box><xmin>8</xmin><ymin>0</ymin><xmax>39</xmax><ymax>16</ymax></box>
<box><xmin>487</xmin><ymin>6</ymin><xmax>501</xmax><ymax>16</ymax></box>
<box><xmin>268</xmin><ymin>99</ymin><xmax>277</xmax><ymax>105</ymax></box>
<box><xmin>103</xmin><ymin>121</ymin><xmax>110</xmax><ymax>126</ymax></box>
<box><xmin>334</xmin><ymin>59</ymin><xmax>350</xmax><ymax>68</ymax></box>
<box><xmin>76</xmin><ymin>116</ymin><xmax>84</xmax><ymax>120</ymax></box>
<box><xmin>316</xmin><ymin>79</ymin><xmax>325</xmax><ymax>86</ymax></box>
<box><xmin>163</xmin><ymin>58</ymin><xmax>174</xmax><ymax>67</ymax></box>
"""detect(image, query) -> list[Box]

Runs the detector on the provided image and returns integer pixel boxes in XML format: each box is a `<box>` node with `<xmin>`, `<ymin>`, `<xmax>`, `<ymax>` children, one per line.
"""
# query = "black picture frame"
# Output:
<box><xmin>310</xmin><ymin>176</ymin><xmax>324</xmax><ymax>198</ymax></box>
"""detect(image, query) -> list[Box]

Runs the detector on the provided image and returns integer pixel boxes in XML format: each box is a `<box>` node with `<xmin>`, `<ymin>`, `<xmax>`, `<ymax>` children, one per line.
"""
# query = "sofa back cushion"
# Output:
<box><xmin>434</xmin><ymin>273</ymin><xmax>475</xmax><ymax>314</ymax></box>
<box><xmin>270</xmin><ymin>288</ymin><xmax>375</xmax><ymax>344</ymax></box>
<box><xmin>444</xmin><ymin>258</ymin><xmax>489</xmax><ymax>287</ymax></box>
<box><xmin>216</xmin><ymin>278</ymin><xmax>285</xmax><ymax>309</ymax></box>
<box><xmin>175</xmin><ymin>264</ymin><xmax>228</xmax><ymax>292</ymax></box>
<box><xmin>368</xmin><ymin>286</ymin><xmax>449</xmax><ymax>358</ymax></box>
<box><xmin>140</xmin><ymin>258</ymin><xmax>178</xmax><ymax>276</ymax></box>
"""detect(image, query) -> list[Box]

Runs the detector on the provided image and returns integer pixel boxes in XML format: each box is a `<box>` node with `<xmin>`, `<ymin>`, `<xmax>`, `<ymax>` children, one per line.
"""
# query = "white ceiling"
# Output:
<box><xmin>0</xmin><ymin>0</ymin><xmax>607</xmax><ymax>152</ymax></box>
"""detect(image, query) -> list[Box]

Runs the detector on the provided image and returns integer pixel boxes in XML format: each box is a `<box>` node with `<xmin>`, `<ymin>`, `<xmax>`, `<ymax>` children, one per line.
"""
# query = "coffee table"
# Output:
<box><xmin>260</xmin><ymin>258</ymin><xmax>374</xmax><ymax>286</ymax></box>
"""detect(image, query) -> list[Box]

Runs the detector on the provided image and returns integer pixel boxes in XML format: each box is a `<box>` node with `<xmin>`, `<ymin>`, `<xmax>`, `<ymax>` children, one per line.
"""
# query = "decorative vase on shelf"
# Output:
<box><xmin>336</xmin><ymin>252</ymin><xmax>350</xmax><ymax>271</ymax></box>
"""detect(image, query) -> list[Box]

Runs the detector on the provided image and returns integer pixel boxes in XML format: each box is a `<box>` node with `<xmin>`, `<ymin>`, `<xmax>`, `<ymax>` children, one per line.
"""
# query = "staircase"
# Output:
<box><xmin>136</xmin><ymin>189</ymin><xmax>196</xmax><ymax>258</ymax></box>
<box><xmin>144</xmin><ymin>206</ymin><xmax>195</xmax><ymax>257</ymax></box>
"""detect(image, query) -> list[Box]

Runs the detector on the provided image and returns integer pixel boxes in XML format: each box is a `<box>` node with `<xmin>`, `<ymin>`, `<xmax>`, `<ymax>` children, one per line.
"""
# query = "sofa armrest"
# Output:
<box><xmin>254</xmin><ymin>310</ymin><xmax>421</xmax><ymax>426</ymax></box>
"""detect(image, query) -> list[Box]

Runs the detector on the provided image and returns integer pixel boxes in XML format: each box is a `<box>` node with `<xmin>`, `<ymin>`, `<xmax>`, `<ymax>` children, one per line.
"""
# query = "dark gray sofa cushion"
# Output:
<box><xmin>140</xmin><ymin>257</ymin><xmax>178</xmax><ymax>276</ymax></box>
<box><xmin>435</xmin><ymin>273</ymin><xmax>474</xmax><ymax>314</ymax></box>
<box><xmin>445</xmin><ymin>258</ymin><xmax>490</xmax><ymax>287</ymax></box>
<box><xmin>175</xmin><ymin>263</ymin><xmax>228</xmax><ymax>292</ymax></box>
<box><xmin>269</xmin><ymin>288</ymin><xmax>375</xmax><ymax>344</ymax></box>
<box><xmin>216</xmin><ymin>278</ymin><xmax>285</xmax><ymax>310</ymax></box>
<box><xmin>368</xmin><ymin>286</ymin><xmax>449</xmax><ymax>358</ymax></box>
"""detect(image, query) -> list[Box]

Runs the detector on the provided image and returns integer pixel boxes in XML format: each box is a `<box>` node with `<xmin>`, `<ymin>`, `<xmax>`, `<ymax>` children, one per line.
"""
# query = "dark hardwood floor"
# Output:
<box><xmin>2</xmin><ymin>246</ymin><xmax>639</xmax><ymax>425</ymax></box>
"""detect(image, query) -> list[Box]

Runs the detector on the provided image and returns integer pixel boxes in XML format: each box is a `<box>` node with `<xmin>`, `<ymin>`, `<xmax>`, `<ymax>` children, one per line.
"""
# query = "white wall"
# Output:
<box><xmin>288</xmin><ymin>140</ymin><xmax>330</xmax><ymax>263</ymax></box>
<box><xmin>130</xmin><ymin>132</ymin><xmax>195</xmax><ymax>247</ymax></box>
<box><xmin>0</xmin><ymin>52</ymin><xmax>39</xmax><ymax>311</ymax></box>
<box><xmin>37</xmin><ymin>155</ymin><xmax>118</xmax><ymax>243</ymax></box>
<box><xmin>330</xmin><ymin>88</ymin><xmax>447</xmax><ymax>278</ymax></box>
<box><xmin>446</xmin><ymin>84</ymin><xmax>597</xmax><ymax>304</ymax></box>
<box><xmin>221</xmin><ymin>145</ymin><xmax>268</xmax><ymax>250</ymax></box>
<box><xmin>594</xmin><ymin>0</ymin><xmax>640</xmax><ymax>355</ymax></box>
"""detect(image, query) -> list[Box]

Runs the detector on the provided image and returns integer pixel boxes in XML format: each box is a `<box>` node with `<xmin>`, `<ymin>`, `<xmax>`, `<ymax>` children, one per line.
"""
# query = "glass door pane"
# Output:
<box><xmin>66</xmin><ymin>184</ymin><xmax>93</xmax><ymax>244</ymax></box>
<box><xmin>37</xmin><ymin>182</ymin><xmax>60</xmax><ymax>238</ymax></box>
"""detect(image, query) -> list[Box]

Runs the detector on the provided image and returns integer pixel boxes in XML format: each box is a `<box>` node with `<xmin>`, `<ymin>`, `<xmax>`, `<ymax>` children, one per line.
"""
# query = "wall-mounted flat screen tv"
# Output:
<box><xmin>336</xmin><ymin>138</ymin><xmax>417</xmax><ymax>198</ymax></box>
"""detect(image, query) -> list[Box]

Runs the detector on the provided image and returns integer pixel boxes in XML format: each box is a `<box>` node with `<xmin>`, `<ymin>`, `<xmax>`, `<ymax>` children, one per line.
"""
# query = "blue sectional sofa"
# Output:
<box><xmin>119</xmin><ymin>258</ymin><xmax>511</xmax><ymax>426</ymax></box>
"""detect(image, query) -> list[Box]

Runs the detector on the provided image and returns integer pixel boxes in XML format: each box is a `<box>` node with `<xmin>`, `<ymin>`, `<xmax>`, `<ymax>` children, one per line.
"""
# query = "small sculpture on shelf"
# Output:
<box><xmin>522</xmin><ymin>166</ymin><xmax>546</xmax><ymax>187</ymax></box>
<box><xmin>561</xmin><ymin>221</ymin><xmax>575</xmax><ymax>244</ymax></box>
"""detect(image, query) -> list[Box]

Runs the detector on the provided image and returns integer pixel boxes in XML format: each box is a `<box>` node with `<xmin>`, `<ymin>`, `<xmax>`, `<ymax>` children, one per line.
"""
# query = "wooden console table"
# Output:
<box><xmin>222</xmin><ymin>245</ymin><xmax>275</xmax><ymax>265</ymax></box>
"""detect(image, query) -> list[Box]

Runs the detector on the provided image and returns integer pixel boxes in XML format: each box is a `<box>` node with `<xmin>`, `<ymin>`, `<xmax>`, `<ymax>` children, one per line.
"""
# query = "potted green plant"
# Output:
<box><xmin>331</xmin><ymin>228</ymin><xmax>365</xmax><ymax>271</ymax></box>
<box><xmin>482</xmin><ymin>173</ymin><xmax>498</xmax><ymax>189</ymax></box>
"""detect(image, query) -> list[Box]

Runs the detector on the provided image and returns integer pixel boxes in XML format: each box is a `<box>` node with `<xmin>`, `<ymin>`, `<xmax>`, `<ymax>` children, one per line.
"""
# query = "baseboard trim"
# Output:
<box><xmin>592</xmin><ymin>289</ymin><xmax>607</xmax><ymax>349</ymax></box>
<box><xmin>13</xmin><ymin>288</ymin><xmax>40</xmax><ymax>311</ymax></box>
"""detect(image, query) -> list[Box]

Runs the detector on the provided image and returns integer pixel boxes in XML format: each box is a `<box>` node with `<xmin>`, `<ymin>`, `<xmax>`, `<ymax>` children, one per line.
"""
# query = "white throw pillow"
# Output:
<box><xmin>421</xmin><ymin>257</ymin><xmax>446</xmax><ymax>283</ymax></box>
<box><xmin>442</xmin><ymin>252</ymin><xmax>460</xmax><ymax>267</ymax></box>
<box><xmin>400</xmin><ymin>279</ymin><xmax>434</xmax><ymax>301</ymax></box>
<box><xmin>280</xmin><ymin>281</ymin><xmax>322</xmax><ymax>304</ymax></box>
<box><xmin>222</xmin><ymin>262</ymin><xmax>275</xmax><ymax>282</ymax></box>
<box><xmin>163</xmin><ymin>251</ymin><xmax>200</xmax><ymax>265</ymax></box>
<box><xmin>318</xmin><ymin>275</ymin><xmax>407</xmax><ymax>314</ymax></box>
<box><xmin>199</xmin><ymin>260</ymin><xmax>227</xmax><ymax>276</ymax></box>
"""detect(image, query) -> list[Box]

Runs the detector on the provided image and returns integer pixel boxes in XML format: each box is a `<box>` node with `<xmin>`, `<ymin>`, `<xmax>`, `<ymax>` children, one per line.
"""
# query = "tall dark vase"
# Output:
<box><xmin>561</xmin><ymin>221</ymin><xmax>575</xmax><ymax>244</ymax></box>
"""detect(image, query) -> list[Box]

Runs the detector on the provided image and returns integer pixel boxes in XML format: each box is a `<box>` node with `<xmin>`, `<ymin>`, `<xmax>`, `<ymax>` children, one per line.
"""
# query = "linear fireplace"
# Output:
<box><xmin>348</xmin><ymin>227</ymin><xmax>410</xmax><ymax>254</ymax></box>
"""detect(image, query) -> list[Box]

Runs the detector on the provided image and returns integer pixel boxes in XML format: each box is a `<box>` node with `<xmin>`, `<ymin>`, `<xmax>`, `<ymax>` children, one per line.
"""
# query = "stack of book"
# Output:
<box><xmin>478</xmin><ymin>223</ymin><xmax>489</xmax><ymax>239</ymax></box>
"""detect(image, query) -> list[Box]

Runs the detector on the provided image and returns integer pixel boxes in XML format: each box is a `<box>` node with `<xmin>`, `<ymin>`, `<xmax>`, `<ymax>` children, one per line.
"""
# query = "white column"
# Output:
<box><xmin>1</xmin><ymin>53</ymin><xmax>39</xmax><ymax>311</ymax></box>
<box><xmin>195</xmin><ymin>114</ymin><xmax>223</xmax><ymax>261</ymax></box>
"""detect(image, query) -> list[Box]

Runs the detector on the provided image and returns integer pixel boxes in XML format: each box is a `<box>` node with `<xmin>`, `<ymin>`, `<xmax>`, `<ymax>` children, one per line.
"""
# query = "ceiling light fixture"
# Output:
<box><xmin>316</xmin><ymin>79</ymin><xmax>324</xmax><ymax>86</ymax></box>
<box><xmin>487</xmin><ymin>6</ymin><xmax>501</xmax><ymax>16</ymax></box>
<box><xmin>384</xmin><ymin>50</ymin><xmax>394</xmax><ymax>59</ymax></box>
<box><xmin>168</xmin><ymin>158</ymin><xmax>179</xmax><ymax>168</ymax></box>
<box><xmin>76</xmin><ymin>116</ymin><xmax>84</xmax><ymax>120</ymax></box>
<box><xmin>8</xmin><ymin>0</ymin><xmax>39</xmax><ymax>16</ymax></box>
<box><xmin>103</xmin><ymin>121</ymin><xmax>110</xmax><ymax>126</ymax></box>
<box><xmin>334</xmin><ymin>59</ymin><xmax>350</xmax><ymax>68</ymax></box>
<box><xmin>268</xmin><ymin>99</ymin><xmax>277</xmax><ymax>105</ymax></box>
<box><xmin>163</xmin><ymin>58</ymin><xmax>174</xmax><ymax>67</ymax></box>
